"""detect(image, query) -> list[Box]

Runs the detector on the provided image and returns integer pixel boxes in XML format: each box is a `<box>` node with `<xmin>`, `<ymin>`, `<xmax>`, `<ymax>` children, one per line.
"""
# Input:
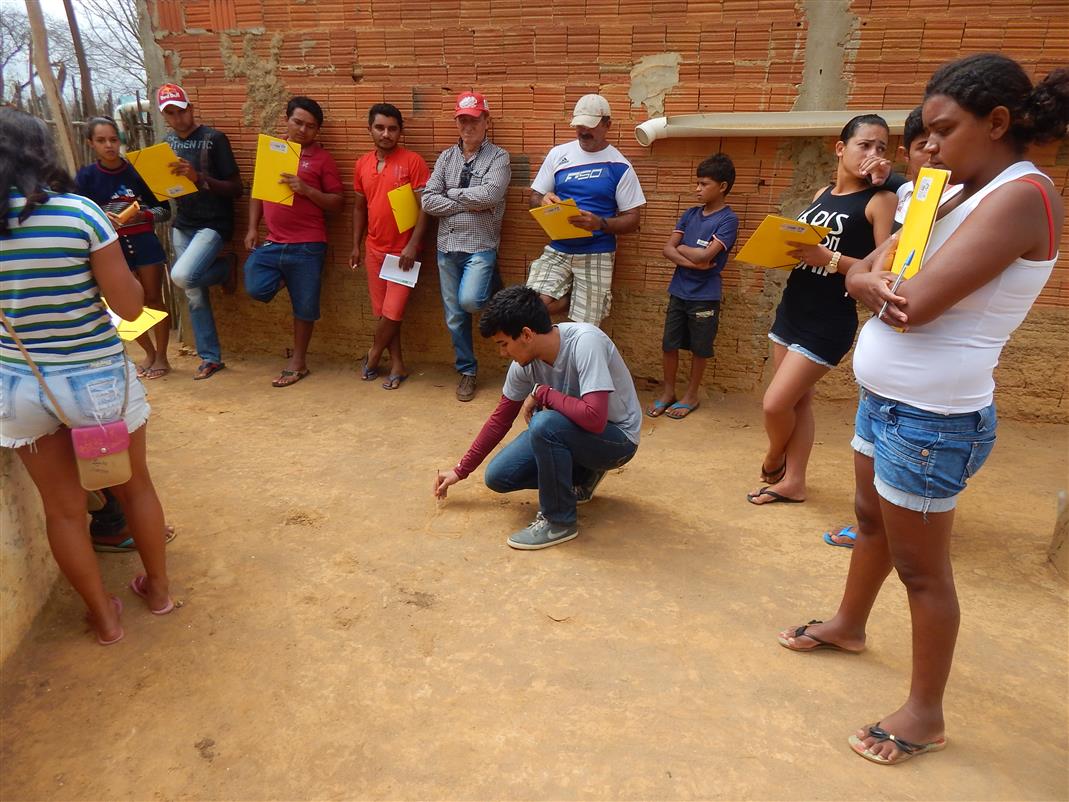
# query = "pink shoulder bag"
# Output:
<box><xmin>0</xmin><ymin>307</ymin><xmax>132</xmax><ymax>490</ymax></box>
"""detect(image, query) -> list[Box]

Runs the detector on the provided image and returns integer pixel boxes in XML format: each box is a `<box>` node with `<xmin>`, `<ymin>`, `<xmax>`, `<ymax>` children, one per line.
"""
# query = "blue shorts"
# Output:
<box><xmin>851</xmin><ymin>387</ymin><xmax>997</xmax><ymax>514</ymax></box>
<box><xmin>0</xmin><ymin>354</ymin><xmax>151</xmax><ymax>449</ymax></box>
<box><xmin>243</xmin><ymin>241</ymin><xmax>327</xmax><ymax>321</ymax></box>
<box><xmin>119</xmin><ymin>231</ymin><xmax>167</xmax><ymax>270</ymax></box>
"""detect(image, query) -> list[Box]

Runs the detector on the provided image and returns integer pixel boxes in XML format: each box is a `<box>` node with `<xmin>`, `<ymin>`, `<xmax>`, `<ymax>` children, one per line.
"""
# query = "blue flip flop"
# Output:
<box><xmin>823</xmin><ymin>524</ymin><xmax>857</xmax><ymax>548</ymax></box>
<box><xmin>645</xmin><ymin>398</ymin><xmax>675</xmax><ymax>418</ymax></box>
<box><xmin>666</xmin><ymin>401</ymin><xmax>700</xmax><ymax>419</ymax></box>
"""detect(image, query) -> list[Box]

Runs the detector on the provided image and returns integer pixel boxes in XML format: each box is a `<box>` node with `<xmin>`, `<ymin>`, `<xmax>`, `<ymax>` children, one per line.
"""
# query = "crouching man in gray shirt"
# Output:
<box><xmin>434</xmin><ymin>286</ymin><xmax>641</xmax><ymax>550</ymax></box>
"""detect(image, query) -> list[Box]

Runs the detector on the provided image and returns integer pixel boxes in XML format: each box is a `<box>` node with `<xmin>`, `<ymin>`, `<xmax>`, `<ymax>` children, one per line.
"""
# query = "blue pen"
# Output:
<box><xmin>879</xmin><ymin>248</ymin><xmax>915</xmax><ymax>322</ymax></box>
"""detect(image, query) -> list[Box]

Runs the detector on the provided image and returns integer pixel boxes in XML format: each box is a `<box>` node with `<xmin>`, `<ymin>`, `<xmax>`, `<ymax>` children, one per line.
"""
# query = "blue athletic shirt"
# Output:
<box><xmin>531</xmin><ymin>140</ymin><xmax>645</xmax><ymax>255</ymax></box>
<box><xmin>667</xmin><ymin>205</ymin><xmax>739</xmax><ymax>301</ymax></box>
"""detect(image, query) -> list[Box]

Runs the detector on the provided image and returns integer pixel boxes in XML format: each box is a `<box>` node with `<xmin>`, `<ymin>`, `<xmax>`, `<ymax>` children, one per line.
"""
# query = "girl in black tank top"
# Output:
<box><xmin>749</xmin><ymin>115</ymin><xmax>896</xmax><ymax>508</ymax></box>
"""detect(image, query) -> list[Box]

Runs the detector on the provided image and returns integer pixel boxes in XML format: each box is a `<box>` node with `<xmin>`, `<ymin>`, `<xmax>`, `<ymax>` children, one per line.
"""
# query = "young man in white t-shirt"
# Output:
<box><xmin>526</xmin><ymin>94</ymin><xmax>646</xmax><ymax>324</ymax></box>
<box><xmin>434</xmin><ymin>286</ymin><xmax>642</xmax><ymax>550</ymax></box>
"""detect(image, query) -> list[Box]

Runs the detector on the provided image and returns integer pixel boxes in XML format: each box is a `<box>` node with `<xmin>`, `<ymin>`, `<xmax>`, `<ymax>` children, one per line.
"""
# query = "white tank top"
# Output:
<box><xmin>853</xmin><ymin>161</ymin><xmax>1057</xmax><ymax>414</ymax></box>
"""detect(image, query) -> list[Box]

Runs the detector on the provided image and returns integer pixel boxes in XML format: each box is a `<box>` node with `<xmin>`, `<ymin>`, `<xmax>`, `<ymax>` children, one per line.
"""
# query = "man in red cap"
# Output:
<box><xmin>422</xmin><ymin>91</ymin><xmax>511</xmax><ymax>402</ymax></box>
<box><xmin>158</xmin><ymin>83</ymin><xmax>242</xmax><ymax>380</ymax></box>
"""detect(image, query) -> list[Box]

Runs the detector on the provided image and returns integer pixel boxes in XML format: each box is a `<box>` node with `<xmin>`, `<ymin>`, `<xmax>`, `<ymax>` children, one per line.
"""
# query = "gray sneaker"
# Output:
<box><xmin>574</xmin><ymin>470</ymin><xmax>607</xmax><ymax>505</ymax></box>
<box><xmin>506</xmin><ymin>513</ymin><xmax>579</xmax><ymax>550</ymax></box>
<box><xmin>456</xmin><ymin>373</ymin><xmax>477</xmax><ymax>402</ymax></box>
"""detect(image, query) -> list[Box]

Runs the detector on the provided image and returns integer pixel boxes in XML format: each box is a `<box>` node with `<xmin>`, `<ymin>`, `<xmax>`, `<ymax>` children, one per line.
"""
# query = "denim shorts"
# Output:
<box><xmin>0</xmin><ymin>354</ymin><xmax>150</xmax><ymax>449</ymax></box>
<box><xmin>767</xmin><ymin>332</ymin><xmax>834</xmax><ymax>368</ymax></box>
<box><xmin>119</xmin><ymin>231</ymin><xmax>167</xmax><ymax>270</ymax></box>
<box><xmin>852</xmin><ymin>387</ymin><xmax>997</xmax><ymax>514</ymax></box>
<box><xmin>243</xmin><ymin>241</ymin><xmax>327</xmax><ymax>321</ymax></box>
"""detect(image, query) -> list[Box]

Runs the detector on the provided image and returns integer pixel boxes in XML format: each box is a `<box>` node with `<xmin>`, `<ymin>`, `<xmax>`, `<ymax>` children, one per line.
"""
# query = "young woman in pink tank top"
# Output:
<box><xmin>777</xmin><ymin>54</ymin><xmax>1069</xmax><ymax>765</ymax></box>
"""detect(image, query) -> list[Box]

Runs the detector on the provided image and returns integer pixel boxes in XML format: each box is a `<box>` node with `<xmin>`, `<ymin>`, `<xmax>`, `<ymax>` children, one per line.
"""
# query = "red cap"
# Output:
<box><xmin>454</xmin><ymin>92</ymin><xmax>490</xmax><ymax>118</ymax></box>
<box><xmin>157</xmin><ymin>83</ymin><xmax>190</xmax><ymax>111</ymax></box>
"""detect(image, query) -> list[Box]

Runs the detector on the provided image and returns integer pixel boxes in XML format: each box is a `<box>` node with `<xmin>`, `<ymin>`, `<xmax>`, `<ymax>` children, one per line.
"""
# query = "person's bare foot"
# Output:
<box><xmin>777</xmin><ymin>618</ymin><xmax>866</xmax><ymax>652</ymax></box>
<box><xmin>850</xmin><ymin>705</ymin><xmax>947</xmax><ymax>764</ymax></box>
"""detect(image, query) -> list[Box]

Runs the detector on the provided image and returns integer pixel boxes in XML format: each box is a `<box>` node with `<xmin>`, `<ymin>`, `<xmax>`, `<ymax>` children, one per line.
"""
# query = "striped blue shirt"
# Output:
<box><xmin>1</xmin><ymin>190</ymin><xmax>123</xmax><ymax>365</ymax></box>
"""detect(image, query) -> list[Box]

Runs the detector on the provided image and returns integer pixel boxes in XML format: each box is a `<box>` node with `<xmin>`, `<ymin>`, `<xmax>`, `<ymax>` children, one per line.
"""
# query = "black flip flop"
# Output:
<box><xmin>746</xmin><ymin>486</ymin><xmax>804</xmax><ymax>505</ymax></box>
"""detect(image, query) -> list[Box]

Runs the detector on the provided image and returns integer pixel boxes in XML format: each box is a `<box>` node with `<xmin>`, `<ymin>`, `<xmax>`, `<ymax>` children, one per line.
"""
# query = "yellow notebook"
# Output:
<box><xmin>251</xmin><ymin>135</ymin><xmax>301</xmax><ymax>206</ymax></box>
<box><xmin>387</xmin><ymin>183</ymin><xmax>419</xmax><ymax>233</ymax></box>
<box><xmin>105</xmin><ymin>306</ymin><xmax>169</xmax><ymax>341</ymax></box>
<box><xmin>125</xmin><ymin>143</ymin><xmax>198</xmax><ymax>201</ymax></box>
<box><xmin>529</xmin><ymin>199</ymin><xmax>594</xmax><ymax>240</ymax></box>
<box><xmin>891</xmin><ymin>166</ymin><xmax>951</xmax><ymax>280</ymax></box>
<box><xmin>735</xmin><ymin>214</ymin><xmax>831</xmax><ymax>270</ymax></box>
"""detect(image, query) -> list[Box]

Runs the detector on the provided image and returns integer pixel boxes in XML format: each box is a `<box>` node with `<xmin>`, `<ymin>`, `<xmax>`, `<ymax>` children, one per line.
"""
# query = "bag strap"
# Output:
<box><xmin>0</xmin><ymin>306</ymin><xmax>129</xmax><ymax>427</ymax></box>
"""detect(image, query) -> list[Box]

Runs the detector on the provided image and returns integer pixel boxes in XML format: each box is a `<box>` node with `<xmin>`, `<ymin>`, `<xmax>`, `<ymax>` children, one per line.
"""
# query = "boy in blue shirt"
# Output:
<box><xmin>646</xmin><ymin>154</ymin><xmax>739</xmax><ymax>420</ymax></box>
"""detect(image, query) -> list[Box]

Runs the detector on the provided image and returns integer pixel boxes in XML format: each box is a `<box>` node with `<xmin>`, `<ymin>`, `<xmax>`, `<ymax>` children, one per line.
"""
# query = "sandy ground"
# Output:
<box><xmin>1</xmin><ymin>347</ymin><xmax>1067</xmax><ymax>801</ymax></box>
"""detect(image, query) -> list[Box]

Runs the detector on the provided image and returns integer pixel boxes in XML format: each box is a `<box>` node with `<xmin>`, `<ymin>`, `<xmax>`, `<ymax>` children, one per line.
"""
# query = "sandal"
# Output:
<box><xmin>382</xmin><ymin>374</ymin><xmax>408</xmax><ymax>390</ymax></box>
<box><xmin>777</xmin><ymin>620</ymin><xmax>864</xmax><ymax>653</ymax></box>
<box><xmin>272</xmin><ymin>368</ymin><xmax>310</xmax><ymax>388</ymax></box>
<box><xmin>359</xmin><ymin>354</ymin><xmax>378</xmax><ymax>381</ymax></box>
<box><xmin>193</xmin><ymin>361</ymin><xmax>225</xmax><ymax>380</ymax></box>
<box><xmin>760</xmin><ymin>458</ymin><xmax>787</xmax><ymax>484</ymax></box>
<box><xmin>848</xmin><ymin>724</ymin><xmax>947</xmax><ymax>765</ymax></box>
<box><xmin>130</xmin><ymin>575</ymin><xmax>175</xmax><ymax>615</ymax></box>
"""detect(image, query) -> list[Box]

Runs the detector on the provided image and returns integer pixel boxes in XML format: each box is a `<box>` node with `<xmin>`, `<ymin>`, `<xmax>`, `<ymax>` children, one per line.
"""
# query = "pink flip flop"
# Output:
<box><xmin>130</xmin><ymin>575</ymin><xmax>175</xmax><ymax>615</ymax></box>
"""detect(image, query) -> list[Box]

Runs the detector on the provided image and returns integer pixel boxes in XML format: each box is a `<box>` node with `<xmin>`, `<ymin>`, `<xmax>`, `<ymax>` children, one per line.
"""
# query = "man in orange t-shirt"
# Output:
<box><xmin>349</xmin><ymin>103</ymin><xmax>430</xmax><ymax>389</ymax></box>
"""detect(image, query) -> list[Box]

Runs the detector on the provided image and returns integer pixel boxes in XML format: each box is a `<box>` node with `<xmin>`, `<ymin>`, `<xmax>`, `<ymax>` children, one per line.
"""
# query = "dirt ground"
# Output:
<box><xmin>1</xmin><ymin>347</ymin><xmax>1067</xmax><ymax>801</ymax></box>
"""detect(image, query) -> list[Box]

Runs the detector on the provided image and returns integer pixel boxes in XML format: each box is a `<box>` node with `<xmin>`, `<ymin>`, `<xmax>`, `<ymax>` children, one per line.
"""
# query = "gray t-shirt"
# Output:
<box><xmin>502</xmin><ymin>323</ymin><xmax>642</xmax><ymax>444</ymax></box>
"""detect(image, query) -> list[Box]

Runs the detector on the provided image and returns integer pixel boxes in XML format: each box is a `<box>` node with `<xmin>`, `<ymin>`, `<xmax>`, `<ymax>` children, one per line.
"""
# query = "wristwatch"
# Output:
<box><xmin>825</xmin><ymin>250</ymin><xmax>842</xmax><ymax>274</ymax></box>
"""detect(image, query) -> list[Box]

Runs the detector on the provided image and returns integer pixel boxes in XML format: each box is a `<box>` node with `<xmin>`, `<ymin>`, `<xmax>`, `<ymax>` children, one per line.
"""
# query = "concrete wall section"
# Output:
<box><xmin>148</xmin><ymin>0</ymin><xmax>1069</xmax><ymax>422</ymax></box>
<box><xmin>0</xmin><ymin>452</ymin><xmax>56</xmax><ymax>665</ymax></box>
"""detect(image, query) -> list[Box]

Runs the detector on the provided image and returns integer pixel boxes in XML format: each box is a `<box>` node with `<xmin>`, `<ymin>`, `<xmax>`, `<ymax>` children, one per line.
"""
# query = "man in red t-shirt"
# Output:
<box><xmin>349</xmin><ymin>103</ymin><xmax>430</xmax><ymax>389</ymax></box>
<box><xmin>244</xmin><ymin>96</ymin><xmax>344</xmax><ymax>387</ymax></box>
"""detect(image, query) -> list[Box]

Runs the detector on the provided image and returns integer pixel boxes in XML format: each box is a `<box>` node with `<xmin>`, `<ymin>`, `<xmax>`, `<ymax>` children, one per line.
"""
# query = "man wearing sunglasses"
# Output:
<box><xmin>422</xmin><ymin>92</ymin><xmax>511</xmax><ymax>402</ymax></box>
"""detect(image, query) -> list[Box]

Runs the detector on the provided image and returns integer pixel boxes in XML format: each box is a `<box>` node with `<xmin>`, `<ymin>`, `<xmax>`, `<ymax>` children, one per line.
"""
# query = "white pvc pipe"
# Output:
<box><xmin>634</xmin><ymin>110</ymin><xmax>912</xmax><ymax>147</ymax></box>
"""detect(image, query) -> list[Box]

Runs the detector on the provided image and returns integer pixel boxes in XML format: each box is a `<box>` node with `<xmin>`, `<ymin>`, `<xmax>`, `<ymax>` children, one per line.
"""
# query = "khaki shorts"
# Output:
<box><xmin>525</xmin><ymin>246</ymin><xmax>614</xmax><ymax>324</ymax></box>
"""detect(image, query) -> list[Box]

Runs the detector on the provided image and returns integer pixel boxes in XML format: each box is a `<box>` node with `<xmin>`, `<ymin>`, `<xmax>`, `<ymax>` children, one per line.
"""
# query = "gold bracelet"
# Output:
<box><xmin>826</xmin><ymin>251</ymin><xmax>842</xmax><ymax>274</ymax></box>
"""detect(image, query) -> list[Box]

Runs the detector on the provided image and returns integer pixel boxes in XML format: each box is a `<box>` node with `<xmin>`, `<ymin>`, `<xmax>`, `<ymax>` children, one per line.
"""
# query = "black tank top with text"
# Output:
<box><xmin>770</xmin><ymin>184</ymin><xmax>891</xmax><ymax>365</ymax></box>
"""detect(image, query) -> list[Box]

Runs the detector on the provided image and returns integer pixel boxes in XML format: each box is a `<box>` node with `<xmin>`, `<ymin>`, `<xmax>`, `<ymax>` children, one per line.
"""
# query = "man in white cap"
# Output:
<box><xmin>527</xmin><ymin>93</ymin><xmax>645</xmax><ymax>324</ymax></box>
<box><xmin>422</xmin><ymin>91</ymin><xmax>511</xmax><ymax>402</ymax></box>
<box><xmin>158</xmin><ymin>83</ymin><xmax>243</xmax><ymax>380</ymax></box>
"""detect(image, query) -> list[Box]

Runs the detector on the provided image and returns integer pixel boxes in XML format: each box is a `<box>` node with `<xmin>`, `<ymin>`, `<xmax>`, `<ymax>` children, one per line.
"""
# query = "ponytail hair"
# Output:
<box><xmin>838</xmin><ymin>113</ymin><xmax>888</xmax><ymax>143</ymax></box>
<box><xmin>925</xmin><ymin>54</ymin><xmax>1069</xmax><ymax>146</ymax></box>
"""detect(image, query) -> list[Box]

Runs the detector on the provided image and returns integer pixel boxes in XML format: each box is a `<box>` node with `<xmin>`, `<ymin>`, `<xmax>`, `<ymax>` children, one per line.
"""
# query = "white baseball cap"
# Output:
<box><xmin>570</xmin><ymin>94</ymin><xmax>611</xmax><ymax>128</ymax></box>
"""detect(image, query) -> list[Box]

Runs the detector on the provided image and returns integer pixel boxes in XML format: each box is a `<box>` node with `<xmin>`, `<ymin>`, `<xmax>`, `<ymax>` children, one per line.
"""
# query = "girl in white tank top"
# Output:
<box><xmin>777</xmin><ymin>54</ymin><xmax>1069</xmax><ymax>767</ymax></box>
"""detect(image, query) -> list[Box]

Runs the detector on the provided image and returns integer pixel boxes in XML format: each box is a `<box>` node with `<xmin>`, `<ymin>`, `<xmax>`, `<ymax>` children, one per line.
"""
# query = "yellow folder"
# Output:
<box><xmin>105</xmin><ymin>306</ymin><xmax>169</xmax><ymax>341</ymax></box>
<box><xmin>252</xmin><ymin>135</ymin><xmax>301</xmax><ymax>206</ymax></box>
<box><xmin>735</xmin><ymin>214</ymin><xmax>831</xmax><ymax>270</ymax></box>
<box><xmin>891</xmin><ymin>167</ymin><xmax>951</xmax><ymax>280</ymax></box>
<box><xmin>125</xmin><ymin>143</ymin><xmax>198</xmax><ymax>201</ymax></box>
<box><xmin>529</xmin><ymin>199</ymin><xmax>594</xmax><ymax>240</ymax></box>
<box><xmin>387</xmin><ymin>183</ymin><xmax>419</xmax><ymax>233</ymax></box>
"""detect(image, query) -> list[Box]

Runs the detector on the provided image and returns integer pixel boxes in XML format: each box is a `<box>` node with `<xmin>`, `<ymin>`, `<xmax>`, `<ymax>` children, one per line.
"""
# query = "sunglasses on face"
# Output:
<box><xmin>460</xmin><ymin>162</ymin><xmax>474</xmax><ymax>188</ymax></box>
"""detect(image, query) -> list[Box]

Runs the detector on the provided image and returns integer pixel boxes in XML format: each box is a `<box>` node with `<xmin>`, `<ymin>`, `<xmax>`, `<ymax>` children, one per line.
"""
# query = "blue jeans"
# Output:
<box><xmin>852</xmin><ymin>387</ymin><xmax>997</xmax><ymax>514</ymax></box>
<box><xmin>170</xmin><ymin>227</ymin><xmax>228</xmax><ymax>364</ymax></box>
<box><xmin>244</xmin><ymin>242</ymin><xmax>327</xmax><ymax>321</ymax></box>
<box><xmin>437</xmin><ymin>249</ymin><xmax>499</xmax><ymax>376</ymax></box>
<box><xmin>484</xmin><ymin>410</ymin><xmax>638</xmax><ymax>526</ymax></box>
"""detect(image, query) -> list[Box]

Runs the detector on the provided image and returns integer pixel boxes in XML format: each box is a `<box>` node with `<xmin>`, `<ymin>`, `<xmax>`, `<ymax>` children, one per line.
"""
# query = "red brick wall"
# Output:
<box><xmin>149</xmin><ymin>0</ymin><xmax>1069</xmax><ymax>420</ymax></box>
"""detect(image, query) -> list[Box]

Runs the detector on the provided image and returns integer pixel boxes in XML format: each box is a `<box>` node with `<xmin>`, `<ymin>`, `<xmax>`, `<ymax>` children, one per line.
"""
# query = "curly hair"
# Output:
<box><xmin>925</xmin><ymin>54</ymin><xmax>1069</xmax><ymax>147</ymax></box>
<box><xmin>0</xmin><ymin>108</ymin><xmax>75</xmax><ymax>235</ymax></box>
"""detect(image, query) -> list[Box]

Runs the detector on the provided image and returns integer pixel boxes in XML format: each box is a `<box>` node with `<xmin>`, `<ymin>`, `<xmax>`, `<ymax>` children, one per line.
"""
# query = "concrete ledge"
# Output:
<box><xmin>0</xmin><ymin>450</ymin><xmax>57</xmax><ymax>665</ymax></box>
